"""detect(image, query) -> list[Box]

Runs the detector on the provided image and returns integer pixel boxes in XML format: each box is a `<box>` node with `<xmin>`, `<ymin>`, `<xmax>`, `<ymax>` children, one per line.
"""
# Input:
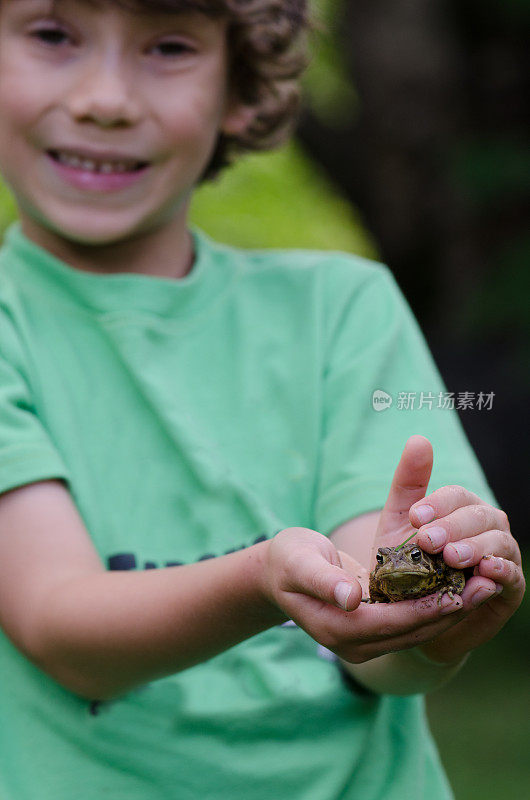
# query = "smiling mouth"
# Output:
<box><xmin>48</xmin><ymin>150</ymin><xmax>149</xmax><ymax>174</ymax></box>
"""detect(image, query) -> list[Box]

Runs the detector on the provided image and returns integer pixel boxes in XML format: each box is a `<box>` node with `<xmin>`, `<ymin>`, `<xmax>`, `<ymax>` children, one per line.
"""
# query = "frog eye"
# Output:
<box><xmin>376</xmin><ymin>552</ymin><xmax>384</xmax><ymax>564</ymax></box>
<box><xmin>410</xmin><ymin>547</ymin><xmax>422</xmax><ymax>562</ymax></box>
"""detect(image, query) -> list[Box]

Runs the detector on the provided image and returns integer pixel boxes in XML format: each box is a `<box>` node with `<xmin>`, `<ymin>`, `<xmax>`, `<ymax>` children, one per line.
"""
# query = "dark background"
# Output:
<box><xmin>299</xmin><ymin>0</ymin><xmax>529</xmax><ymax>540</ymax></box>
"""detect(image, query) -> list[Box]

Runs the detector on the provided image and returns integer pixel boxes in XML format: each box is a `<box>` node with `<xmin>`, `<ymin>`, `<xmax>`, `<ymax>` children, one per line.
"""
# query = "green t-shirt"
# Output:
<box><xmin>0</xmin><ymin>223</ymin><xmax>495</xmax><ymax>800</ymax></box>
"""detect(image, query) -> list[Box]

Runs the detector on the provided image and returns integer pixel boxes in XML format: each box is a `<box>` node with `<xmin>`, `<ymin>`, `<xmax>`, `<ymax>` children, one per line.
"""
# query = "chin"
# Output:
<box><xmin>43</xmin><ymin>214</ymin><xmax>147</xmax><ymax>248</ymax></box>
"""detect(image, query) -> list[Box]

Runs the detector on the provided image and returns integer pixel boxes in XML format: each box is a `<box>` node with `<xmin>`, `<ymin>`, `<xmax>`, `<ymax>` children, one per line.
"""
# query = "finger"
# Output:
<box><xmin>340</xmin><ymin>599</ymin><xmax>466</xmax><ymax>661</ymax></box>
<box><xmin>284</xmin><ymin>550</ymin><xmax>363</xmax><ymax>611</ymax></box>
<box><xmin>409</xmin><ymin>485</ymin><xmax>486</xmax><ymax>529</ymax></box>
<box><xmin>477</xmin><ymin>556</ymin><xmax>526</xmax><ymax>603</ymax></box>
<box><xmin>353</xmin><ymin>615</ymin><xmax>464</xmax><ymax>661</ymax></box>
<box><xmin>348</xmin><ymin>590</ymin><xmax>463</xmax><ymax>646</ymax></box>
<box><xmin>458</xmin><ymin>573</ymin><xmax>499</xmax><ymax>609</ymax></box>
<box><xmin>415</xmin><ymin>504</ymin><xmax>511</xmax><ymax>553</ymax></box>
<box><xmin>382</xmin><ymin>435</ymin><xmax>433</xmax><ymax>517</ymax></box>
<box><xmin>441</xmin><ymin>529</ymin><xmax>521</xmax><ymax>569</ymax></box>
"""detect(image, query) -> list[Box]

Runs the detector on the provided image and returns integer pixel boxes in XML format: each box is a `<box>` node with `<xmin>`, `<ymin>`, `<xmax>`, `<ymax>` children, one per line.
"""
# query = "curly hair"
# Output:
<box><xmin>71</xmin><ymin>0</ymin><xmax>311</xmax><ymax>179</ymax></box>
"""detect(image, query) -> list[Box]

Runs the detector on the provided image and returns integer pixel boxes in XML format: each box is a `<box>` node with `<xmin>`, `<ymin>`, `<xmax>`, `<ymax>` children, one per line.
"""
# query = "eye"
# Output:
<box><xmin>150</xmin><ymin>40</ymin><xmax>194</xmax><ymax>58</ymax></box>
<box><xmin>30</xmin><ymin>25</ymin><xmax>70</xmax><ymax>47</ymax></box>
<box><xmin>410</xmin><ymin>548</ymin><xmax>422</xmax><ymax>563</ymax></box>
<box><xmin>376</xmin><ymin>552</ymin><xmax>384</xmax><ymax>564</ymax></box>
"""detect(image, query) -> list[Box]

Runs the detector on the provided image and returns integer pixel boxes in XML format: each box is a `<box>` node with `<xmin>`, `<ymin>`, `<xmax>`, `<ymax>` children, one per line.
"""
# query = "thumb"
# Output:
<box><xmin>383</xmin><ymin>435</ymin><xmax>433</xmax><ymax>518</ymax></box>
<box><xmin>286</xmin><ymin>549</ymin><xmax>363</xmax><ymax>612</ymax></box>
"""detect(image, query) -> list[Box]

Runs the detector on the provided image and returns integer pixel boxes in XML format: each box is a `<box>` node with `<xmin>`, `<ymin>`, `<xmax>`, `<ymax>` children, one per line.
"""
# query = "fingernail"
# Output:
<box><xmin>440</xmin><ymin>594</ymin><xmax>462</xmax><ymax>614</ymax></box>
<box><xmin>490</xmin><ymin>556</ymin><xmax>504</xmax><ymax>572</ymax></box>
<box><xmin>495</xmin><ymin>583</ymin><xmax>504</xmax><ymax>594</ymax></box>
<box><xmin>334</xmin><ymin>581</ymin><xmax>352</xmax><ymax>610</ymax></box>
<box><xmin>448</xmin><ymin>542</ymin><xmax>474</xmax><ymax>563</ymax></box>
<box><xmin>414</xmin><ymin>505</ymin><xmax>435</xmax><ymax>524</ymax></box>
<box><xmin>471</xmin><ymin>587</ymin><xmax>495</xmax><ymax>608</ymax></box>
<box><xmin>424</xmin><ymin>526</ymin><xmax>447</xmax><ymax>549</ymax></box>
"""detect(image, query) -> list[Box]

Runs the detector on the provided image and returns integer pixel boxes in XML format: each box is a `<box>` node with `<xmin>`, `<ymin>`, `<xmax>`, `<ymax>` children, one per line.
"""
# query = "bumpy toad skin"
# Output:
<box><xmin>367</xmin><ymin>542</ymin><xmax>466</xmax><ymax>605</ymax></box>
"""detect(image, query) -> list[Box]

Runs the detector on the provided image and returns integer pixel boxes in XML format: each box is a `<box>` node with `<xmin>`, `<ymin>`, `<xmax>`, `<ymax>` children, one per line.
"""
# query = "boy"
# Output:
<box><xmin>0</xmin><ymin>1</ymin><xmax>524</xmax><ymax>798</ymax></box>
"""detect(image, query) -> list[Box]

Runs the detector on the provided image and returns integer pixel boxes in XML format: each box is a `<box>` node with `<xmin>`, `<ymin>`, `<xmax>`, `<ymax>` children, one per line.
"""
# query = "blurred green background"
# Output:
<box><xmin>0</xmin><ymin>0</ymin><xmax>527</xmax><ymax>796</ymax></box>
<box><xmin>427</xmin><ymin>594</ymin><xmax>529</xmax><ymax>800</ymax></box>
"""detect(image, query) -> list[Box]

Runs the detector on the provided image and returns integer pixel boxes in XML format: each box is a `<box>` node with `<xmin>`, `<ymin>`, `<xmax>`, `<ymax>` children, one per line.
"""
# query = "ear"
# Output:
<box><xmin>221</xmin><ymin>102</ymin><xmax>256</xmax><ymax>137</ymax></box>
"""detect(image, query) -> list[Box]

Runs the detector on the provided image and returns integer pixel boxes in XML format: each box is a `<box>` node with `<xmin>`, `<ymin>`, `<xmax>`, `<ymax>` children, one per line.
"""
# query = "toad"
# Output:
<box><xmin>367</xmin><ymin>542</ymin><xmax>465</xmax><ymax>605</ymax></box>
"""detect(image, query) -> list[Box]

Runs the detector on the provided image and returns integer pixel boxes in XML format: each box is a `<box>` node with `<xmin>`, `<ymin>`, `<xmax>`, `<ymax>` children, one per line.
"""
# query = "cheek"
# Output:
<box><xmin>0</xmin><ymin>63</ymin><xmax>46</xmax><ymax>133</ymax></box>
<box><xmin>0</xmin><ymin>85</ymin><xmax>25</xmax><ymax>177</ymax></box>
<box><xmin>0</xmin><ymin>39</ymin><xmax>68</xmax><ymax>134</ymax></box>
<box><xmin>0</xmin><ymin>87</ymin><xmax>35</xmax><ymax>185</ymax></box>
<box><xmin>157</xmin><ymin>75</ymin><xmax>228</xmax><ymax>153</ymax></box>
<box><xmin>166</xmin><ymin>104</ymin><xmax>220</xmax><ymax>153</ymax></box>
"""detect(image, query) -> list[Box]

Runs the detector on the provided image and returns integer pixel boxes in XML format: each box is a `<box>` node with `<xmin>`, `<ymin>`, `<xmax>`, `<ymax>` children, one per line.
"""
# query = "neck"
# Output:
<box><xmin>19</xmin><ymin>215</ymin><xmax>195</xmax><ymax>281</ymax></box>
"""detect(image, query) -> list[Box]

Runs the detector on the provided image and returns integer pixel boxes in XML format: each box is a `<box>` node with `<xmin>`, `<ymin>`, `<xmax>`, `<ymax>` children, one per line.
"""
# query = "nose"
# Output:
<box><xmin>66</xmin><ymin>53</ymin><xmax>142</xmax><ymax>128</ymax></box>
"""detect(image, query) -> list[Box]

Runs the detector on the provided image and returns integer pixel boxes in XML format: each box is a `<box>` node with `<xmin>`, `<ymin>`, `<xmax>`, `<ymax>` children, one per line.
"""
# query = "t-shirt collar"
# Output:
<box><xmin>1</xmin><ymin>222</ymin><xmax>239</xmax><ymax>320</ymax></box>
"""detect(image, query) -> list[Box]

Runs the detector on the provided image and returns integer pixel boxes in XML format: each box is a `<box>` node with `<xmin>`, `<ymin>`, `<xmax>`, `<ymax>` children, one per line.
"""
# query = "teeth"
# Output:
<box><xmin>54</xmin><ymin>151</ymin><xmax>139</xmax><ymax>173</ymax></box>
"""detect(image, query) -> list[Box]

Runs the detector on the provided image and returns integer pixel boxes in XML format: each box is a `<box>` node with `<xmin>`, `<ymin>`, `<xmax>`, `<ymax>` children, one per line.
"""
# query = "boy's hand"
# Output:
<box><xmin>375</xmin><ymin>434</ymin><xmax>525</xmax><ymax>664</ymax></box>
<box><xmin>261</xmin><ymin>435</ymin><xmax>524</xmax><ymax>668</ymax></box>
<box><xmin>260</xmin><ymin>525</ymin><xmax>473</xmax><ymax>665</ymax></box>
<box><xmin>408</xmin><ymin>477</ymin><xmax>525</xmax><ymax>663</ymax></box>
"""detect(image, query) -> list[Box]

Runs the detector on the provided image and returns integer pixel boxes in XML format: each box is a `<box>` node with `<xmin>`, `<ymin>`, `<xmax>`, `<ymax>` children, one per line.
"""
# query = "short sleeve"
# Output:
<box><xmin>0</xmin><ymin>312</ymin><xmax>70</xmax><ymax>495</ymax></box>
<box><xmin>313</xmin><ymin>263</ymin><xmax>497</xmax><ymax>535</ymax></box>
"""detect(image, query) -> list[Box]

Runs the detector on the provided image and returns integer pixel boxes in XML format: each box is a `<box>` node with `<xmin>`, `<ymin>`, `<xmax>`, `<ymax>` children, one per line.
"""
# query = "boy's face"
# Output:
<box><xmin>0</xmin><ymin>0</ymin><xmax>247</xmax><ymax>247</ymax></box>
